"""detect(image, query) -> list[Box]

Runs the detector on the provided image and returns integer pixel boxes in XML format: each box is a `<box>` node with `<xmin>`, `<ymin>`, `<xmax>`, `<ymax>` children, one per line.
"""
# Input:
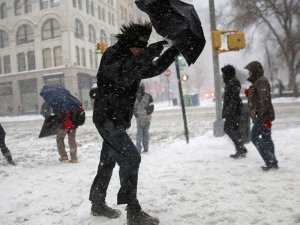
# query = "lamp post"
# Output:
<box><xmin>209</xmin><ymin>0</ymin><xmax>224</xmax><ymax>137</ymax></box>
<box><xmin>175</xmin><ymin>56</ymin><xmax>189</xmax><ymax>144</ymax></box>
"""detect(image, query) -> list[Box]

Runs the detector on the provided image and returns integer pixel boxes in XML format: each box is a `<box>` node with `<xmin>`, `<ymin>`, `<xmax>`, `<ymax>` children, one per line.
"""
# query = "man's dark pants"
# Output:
<box><xmin>251</xmin><ymin>122</ymin><xmax>278</xmax><ymax>165</ymax></box>
<box><xmin>89</xmin><ymin>123</ymin><xmax>141</xmax><ymax>205</ymax></box>
<box><xmin>224</xmin><ymin>117</ymin><xmax>244</xmax><ymax>150</ymax></box>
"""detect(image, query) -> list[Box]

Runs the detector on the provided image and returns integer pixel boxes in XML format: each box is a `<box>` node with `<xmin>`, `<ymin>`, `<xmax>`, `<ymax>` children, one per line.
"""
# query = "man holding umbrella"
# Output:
<box><xmin>89</xmin><ymin>20</ymin><xmax>180</xmax><ymax>225</ymax></box>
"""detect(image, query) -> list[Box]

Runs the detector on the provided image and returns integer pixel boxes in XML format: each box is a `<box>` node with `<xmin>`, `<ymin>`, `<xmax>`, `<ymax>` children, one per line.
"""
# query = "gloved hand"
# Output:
<box><xmin>146</xmin><ymin>40</ymin><xmax>168</xmax><ymax>57</ymax></box>
<box><xmin>263</xmin><ymin>120</ymin><xmax>272</xmax><ymax>129</ymax></box>
<box><xmin>244</xmin><ymin>88</ymin><xmax>249</xmax><ymax>97</ymax></box>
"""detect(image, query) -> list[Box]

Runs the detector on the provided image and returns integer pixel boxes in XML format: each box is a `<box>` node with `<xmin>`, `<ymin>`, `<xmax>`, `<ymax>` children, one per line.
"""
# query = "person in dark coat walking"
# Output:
<box><xmin>89</xmin><ymin>21</ymin><xmax>180</xmax><ymax>225</ymax></box>
<box><xmin>133</xmin><ymin>83</ymin><xmax>154</xmax><ymax>153</ymax></box>
<box><xmin>221</xmin><ymin>65</ymin><xmax>247</xmax><ymax>158</ymax></box>
<box><xmin>0</xmin><ymin>123</ymin><xmax>16</xmax><ymax>165</ymax></box>
<box><xmin>245</xmin><ymin>61</ymin><xmax>278</xmax><ymax>171</ymax></box>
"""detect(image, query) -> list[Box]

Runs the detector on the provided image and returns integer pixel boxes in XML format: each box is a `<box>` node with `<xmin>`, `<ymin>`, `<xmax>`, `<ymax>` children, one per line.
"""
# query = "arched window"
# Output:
<box><xmin>73</xmin><ymin>0</ymin><xmax>76</xmax><ymax>7</ymax></box>
<box><xmin>42</xmin><ymin>19</ymin><xmax>61</xmax><ymax>40</ymax></box>
<box><xmin>17</xmin><ymin>25</ymin><xmax>34</xmax><ymax>45</ymax></box>
<box><xmin>3</xmin><ymin>55</ymin><xmax>11</xmax><ymax>74</ymax></box>
<box><xmin>15</xmin><ymin>0</ymin><xmax>22</xmax><ymax>16</ymax></box>
<box><xmin>97</xmin><ymin>6</ymin><xmax>101</xmax><ymax>20</ymax></box>
<box><xmin>100</xmin><ymin>30</ymin><xmax>106</xmax><ymax>42</ymax></box>
<box><xmin>88</xmin><ymin>25</ymin><xmax>96</xmax><ymax>43</ymax></box>
<box><xmin>86</xmin><ymin>0</ymin><xmax>90</xmax><ymax>14</ymax></box>
<box><xmin>25</xmin><ymin>0</ymin><xmax>33</xmax><ymax>13</ymax></box>
<box><xmin>0</xmin><ymin>30</ymin><xmax>9</xmax><ymax>48</ymax></box>
<box><xmin>75</xmin><ymin>19</ymin><xmax>84</xmax><ymax>39</ymax></box>
<box><xmin>0</xmin><ymin>3</ymin><xmax>7</xmax><ymax>19</ymax></box>
<box><xmin>81</xmin><ymin>47</ymin><xmax>86</xmax><ymax>67</ymax></box>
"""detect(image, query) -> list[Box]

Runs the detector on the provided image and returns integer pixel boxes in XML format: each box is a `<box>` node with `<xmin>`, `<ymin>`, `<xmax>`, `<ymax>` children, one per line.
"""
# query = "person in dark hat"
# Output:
<box><xmin>221</xmin><ymin>65</ymin><xmax>247</xmax><ymax>158</ymax></box>
<box><xmin>89</xmin><ymin>20</ymin><xmax>180</xmax><ymax>225</ymax></box>
<box><xmin>0</xmin><ymin>123</ymin><xmax>16</xmax><ymax>166</ymax></box>
<box><xmin>244</xmin><ymin>61</ymin><xmax>278</xmax><ymax>171</ymax></box>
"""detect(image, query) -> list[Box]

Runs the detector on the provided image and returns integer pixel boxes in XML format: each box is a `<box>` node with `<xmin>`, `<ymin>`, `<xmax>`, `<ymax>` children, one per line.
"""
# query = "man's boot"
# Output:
<box><xmin>127</xmin><ymin>203</ymin><xmax>159</xmax><ymax>225</ymax></box>
<box><xmin>6</xmin><ymin>156</ymin><xmax>16</xmax><ymax>166</ymax></box>
<box><xmin>91</xmin><ymin>202</ymin><xmax>121</xmax><ymax>218</ymax></box>
<box><xmin>230</xmin><ymin>147</ymin><xmax>247</xmax><ymax>159</ymax></box>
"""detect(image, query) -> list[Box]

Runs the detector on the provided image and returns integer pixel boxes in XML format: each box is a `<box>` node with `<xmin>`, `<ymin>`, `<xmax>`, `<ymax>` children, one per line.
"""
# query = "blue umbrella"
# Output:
<box><xmin>40</xmin><ymin>85</ymin><xmax>80</xmax><ymax>112</ymax></box>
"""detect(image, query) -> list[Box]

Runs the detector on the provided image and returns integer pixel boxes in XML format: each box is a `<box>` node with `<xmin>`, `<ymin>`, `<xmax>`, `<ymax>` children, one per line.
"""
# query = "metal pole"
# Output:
<box><xmin>167</xmin><ymin>77</ymin><xmax>170</xmax><ymax>107</ymax></box>
<box><xmin>209</xmin><ymin>0</ymin><xmax>224</xmax><ymax>137</ymax></box>
<box><xmin>175</xmin><ymin>57</ymin><xmax>189</xmax><ymax>144</ymax></box>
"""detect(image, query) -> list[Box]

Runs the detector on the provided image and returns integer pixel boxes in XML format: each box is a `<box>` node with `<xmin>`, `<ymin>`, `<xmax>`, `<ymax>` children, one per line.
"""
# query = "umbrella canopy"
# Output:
<box><xmin>40</xmin><ymin>85</ymin><xmax>80</xmax><ymax>113</ymax></box>
<box><xmin>135</xmin><ymin>0</ymin><xmax>206</xmax><ymax>65</ymax></box>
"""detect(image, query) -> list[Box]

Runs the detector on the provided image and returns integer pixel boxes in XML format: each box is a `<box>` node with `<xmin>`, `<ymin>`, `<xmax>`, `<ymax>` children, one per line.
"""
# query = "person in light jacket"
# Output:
<box><xmin>134</xmin><ymin>83</ymin><xmax>154</xmax><ymax>153</ymax></box>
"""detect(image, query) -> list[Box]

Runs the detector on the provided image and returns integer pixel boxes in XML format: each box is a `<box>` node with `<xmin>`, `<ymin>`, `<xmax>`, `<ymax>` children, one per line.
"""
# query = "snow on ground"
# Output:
<box><xmin>0</xmin><ymin>99</ymin><xmax>300</xmax><ymax>225</ymax></box>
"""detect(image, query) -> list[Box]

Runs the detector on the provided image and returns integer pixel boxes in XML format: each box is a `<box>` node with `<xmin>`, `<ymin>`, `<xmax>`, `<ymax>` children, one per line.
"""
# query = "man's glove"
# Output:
<box><xmin>263</xmin><ymin>120</ymin><xmax>272</xmax><ymax>129</ymax></box>
<box><xmin>146</xmin><ymin>40</ymin><xmax>168</xmax><ymax>57</ymax></box>
<box><xmin>244</xmin><ymin>88</ymin><xmax>249</xmax><ymax>97</ymax></box>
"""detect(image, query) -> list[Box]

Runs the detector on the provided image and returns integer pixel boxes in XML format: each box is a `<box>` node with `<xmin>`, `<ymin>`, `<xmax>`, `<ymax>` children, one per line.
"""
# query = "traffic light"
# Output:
<box><xmin>212</xmin><ymin>30</ymin><xmax>221</xmax><ymax>50</ymax></box>
<box><xmin>227</xmin><ymin>32</ymin><xmax>245</xmax><ymax>50</ymax></box>
<box><xmin>95</xmin><ymin>42</ymin><xmax>108</xmax><ymax>54</ymax></box>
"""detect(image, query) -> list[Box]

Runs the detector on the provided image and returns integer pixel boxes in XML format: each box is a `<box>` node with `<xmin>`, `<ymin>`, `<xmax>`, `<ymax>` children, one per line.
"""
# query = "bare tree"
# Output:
<box><xmin>221</xmin><ymin>0</ymin><xmax>300</xmax><ymax>95</ymax></box>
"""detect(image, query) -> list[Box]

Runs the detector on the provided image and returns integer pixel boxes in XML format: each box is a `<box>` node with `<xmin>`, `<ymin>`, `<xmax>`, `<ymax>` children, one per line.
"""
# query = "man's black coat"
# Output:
<box><xmin>93</xmin><ymin>41</ymin><xmax>178</xmax><ymax>129</ymax></box>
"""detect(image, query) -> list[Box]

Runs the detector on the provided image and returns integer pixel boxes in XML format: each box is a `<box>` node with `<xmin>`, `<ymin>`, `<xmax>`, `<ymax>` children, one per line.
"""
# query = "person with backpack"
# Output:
<box><xmin>56</xmin><ymin>103</ymin><xmax>85</xmax><ymax>163</ymax></box>
<box><xmin>133</xmin><ymin>83</ymin><xmax>154</xmax><ymax>153</ymax></box>
<box><xmin>0</xmin><ymin>123</ymin><xmax>16</xmax><ymax>166</ymax></box>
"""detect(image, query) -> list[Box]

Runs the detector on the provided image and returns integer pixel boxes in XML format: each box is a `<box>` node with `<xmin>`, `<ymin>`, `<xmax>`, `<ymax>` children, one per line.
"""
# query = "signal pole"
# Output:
<box><xmin>209</xmin><ymin>0</ymin><xmax>224</xmax><ymax>137</ymax></box>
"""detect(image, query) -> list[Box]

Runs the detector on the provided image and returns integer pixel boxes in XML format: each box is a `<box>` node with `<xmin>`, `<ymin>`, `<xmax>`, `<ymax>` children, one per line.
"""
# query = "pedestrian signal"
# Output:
<box><xmin>95</xmin><ymin>43</ymin><xmax>101</xmax><ymax>54</ymax></box>
<box><xmin>212</xmin><ymin>30</ymin><xmax>221</xmax><ymax>50</ymax></box>
<box><xmin>227</xmin><ymin>32</ymin><xmax>245</xmax><ymax>50</ymax></box>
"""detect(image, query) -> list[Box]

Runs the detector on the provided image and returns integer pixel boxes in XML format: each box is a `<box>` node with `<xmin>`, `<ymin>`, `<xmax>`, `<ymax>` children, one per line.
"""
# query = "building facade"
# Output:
<box><xmin>0</xmin><ymin>0</ymin><xmax>136</xmax><ymax>115</ymax></box>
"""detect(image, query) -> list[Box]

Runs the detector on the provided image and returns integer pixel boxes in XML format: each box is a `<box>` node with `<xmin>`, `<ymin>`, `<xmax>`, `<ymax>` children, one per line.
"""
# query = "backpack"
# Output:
<box><xmin>71</xmin><ymin>108</ymin><xmax>86</xmax><ymax>126</ymax></box>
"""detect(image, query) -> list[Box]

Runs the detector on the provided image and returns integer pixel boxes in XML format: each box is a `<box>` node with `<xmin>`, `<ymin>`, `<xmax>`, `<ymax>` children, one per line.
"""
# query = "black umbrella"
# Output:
<box><xmin>135</xmin><ymin>0</ymin><xmax>206</xmax><ymax>65</ymax></box>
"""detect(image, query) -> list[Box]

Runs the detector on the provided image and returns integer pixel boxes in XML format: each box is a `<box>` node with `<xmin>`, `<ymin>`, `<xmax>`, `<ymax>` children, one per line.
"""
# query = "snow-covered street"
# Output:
<box><xmin>0</xmin><ymin>99</ymin><xmax>300</xmax><ymax>225</ymax></box>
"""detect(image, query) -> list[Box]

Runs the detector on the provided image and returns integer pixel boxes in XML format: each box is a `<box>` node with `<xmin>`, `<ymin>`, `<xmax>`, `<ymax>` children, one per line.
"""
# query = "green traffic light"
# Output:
<box><xmin>96</xmin><ymin>49</ymin><xmax>101</xmax><ymax>54</ymax></box>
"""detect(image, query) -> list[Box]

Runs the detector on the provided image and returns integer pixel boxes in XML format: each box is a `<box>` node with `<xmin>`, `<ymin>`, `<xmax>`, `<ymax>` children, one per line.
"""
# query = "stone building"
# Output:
<box><xmin>0</xmin><ymin>0</ymin><xmax>141</xmax><ymax>115</ymax></box>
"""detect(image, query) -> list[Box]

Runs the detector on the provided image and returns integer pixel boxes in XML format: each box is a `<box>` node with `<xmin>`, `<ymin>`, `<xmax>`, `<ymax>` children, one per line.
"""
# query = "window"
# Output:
<box><xmin>17</xmin><ymin>25</ymin><xmax>34</xmax><ymax>45</ymax></box>
<box><xmin>86</xmin><ymin>0</ymin><xmax>89</xmax><ymax>14</ymax></box>
<box><xmin>40</xmin><ymin>0</ymin><xmax>48</xmax><ymax>9</ymax></box>
<box><xmin>108</xmin><ymin>11</ymin><xmax>111</xmax><ymax>25</ymax></box>
<box><xmin>54</xmin><ymin>46</ymin><xmax>62</xmax><ymax>66</ymax></box>
<box><xmin>15</xmin><ymin>0</ymin><xmax>22</xmax><ymax>16</ymax></box>
<box><xmin>81</xmin><ymin>47</ymin><xmax>86</xmax><ymax>67</ymax></box>
<box><xmin>78</xmin><ymin>0</ymin><xmax>82</xmax><ymax>10</ymax></box>
<box><xmin>89</xmin><ymin>49</ymin><xmax>93</xmax><ymax>68</ymax></box>
<box><xmin>27</xmin><ymin>51</ymin><xmax>35</xmax><ymax>70</ymax></box>
<box><xmin>3</xmin><ymin>55</ymin><xmax>11</xmax><ymax>74</ymax></box>
<box><xmin>0</xmin><ymin>30</ymin><xmax>9</xmax><ymax>48</ymax></box>
<box><xmin>75</xmin><ymin>19</ymin><xmax>84</xmax><ymax>39</ymax></box>
<box><xmin>0</xmin><ymin>57</ymin><xmax>2</xmax><ymax>74</ymax></box>
<box><xmin>73</xmin><ymin>0</ymin><xmax>76</xmax><ymax>7</ymax></box>
<box><xmin>98</xmin><ymin>6</ymin><xmax>101</xmax><ymax>20</ymax></box>
<box><xmin>76</xmin><ymin>46</ymin><xmax>80</xmax><ymax>65</ymax></box>
<box><xmin>88</xmin><ymin>25</ymin><xmax>96</xmax><ymax>43</ymax></box>
<box><xmin>102</xmin><ymin>8</ymin><xmax>105</xmax><ymax>21</ymax></box>
<box><xmin>51</xmin><ymin>0</ymin><xmax>60</xmax><ymax>7</ymax></box>
<box><xmin>100</xmin><ymin>30</ymin><xmax>106</xmax><ymax>42</ymax></box>
<box><xmin>91</xmin><ymin>1</ymin><xmax>94</xmax><ymax>16</ymax></box>
<box><xmin>17</xmin><ymin>53</ymin><xmax>26</xmax><ymax>72</ymax></box>
<box><xmin>0</xmin><ymin>3</ymin><xmax>7</xmax><ymax>19</ymax></box>
<box><xmin>43</xmin><ymin>48</ymin><xmax>52</xmax><ymax>68</ymax></box>
<box><xmin>112</xmin><ymin>13</ymin><xmax>115</xmax><ymax>26</ymax></box>
<box><xmin>25</xmin><ymin>0</ymin><xmax>33</xmax><ymax>13</ymax></box>
<box><xmin>42</xmin><ymin>19</ymin><xmax>61</xmax><ymax>40</ymax></box>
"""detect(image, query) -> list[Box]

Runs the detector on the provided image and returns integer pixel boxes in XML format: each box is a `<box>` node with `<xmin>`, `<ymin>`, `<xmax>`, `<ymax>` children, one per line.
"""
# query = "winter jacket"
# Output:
<box><xmin>134</xmin><ymin>93</ymin><xmax>154</xmax><ymax>124</ymax></box>
<box><xmin>245</xmin><ymin>61</ymin><xmax>275</xmax><ymax>122</ymax></box>
<box><xmin>222</xmin><ymin>76</ymin><xmax>243</xmax><ymax>120</ymax></box>
<box><xmin>93</xmin><ymin>41</ymin><xmax>179</xmax><ymax>129</ymax></box>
